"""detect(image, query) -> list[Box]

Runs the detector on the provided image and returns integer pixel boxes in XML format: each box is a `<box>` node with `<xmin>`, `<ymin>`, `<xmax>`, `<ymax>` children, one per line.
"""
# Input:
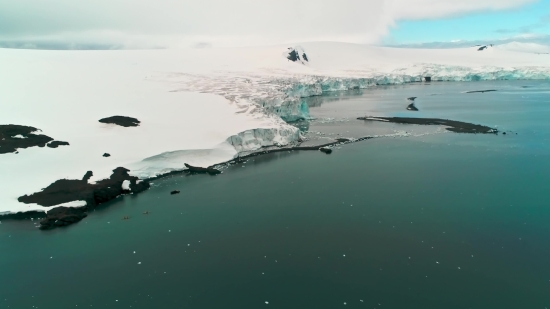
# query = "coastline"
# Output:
<box><xmin>1</xmin><ymin>42</ymin><xmax>549</xmax><ymax>219</ymax></box>
<box><xmin>2</xmin><ymin>111</ymin><xmax>503</xmax><ymax>230</ymax></box>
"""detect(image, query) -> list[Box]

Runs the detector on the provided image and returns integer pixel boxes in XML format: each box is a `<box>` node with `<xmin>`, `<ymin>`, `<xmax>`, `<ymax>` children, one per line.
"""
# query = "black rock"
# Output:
<box><xmin>302</xmin><ymin>53</ymin><xmax>309</xmax><ymax>62</ymax></box>
<box><xmin>98</xmin><ymin>116</ymin><xmax>140</xmax><ymax>127</ymax></box>
<box><xmin>130</xmin><ymin>181</ymin><xmax>150</xmax><ymax>194</ymax></box>
<box><xmin>424</xmin><ymin>77</ymin><xmax>432</xmax><ymax>82</ymax></box>
<box><xmin>287</xmin><ymin>49</ymin><xmax>299</xmax><ymax>62</ymax></box>
<box><xmin>466</xmin><ymin>90</ymin><xmax>496</xmax><ymax>94</ymax></box>
<box><xmin>319</xmin><ymin>147</ymin><xmax>332</xmax><ymax>154</ymax></box>
<box><xmin>478</xmin><ymin>45</ymin><xmax>487</xmax><ymax>51</ymax></box>
<box><xmin>93</xmin><ymin>186</ymin><xmax>122</xmax><ymax>204</ymax></box>
<box><xmin>407</xmin><ymin>103</ymin><xmax>419</xmax><ymax>111</ymax></box>
<box><xmin>18</xmin><ymin>167</ymin><xmax>151</xmax><ymax>230</ymax></box>
<box><xmin>0</xmin><ymin>125</ymin><xmax>54</xmax><ymax>154</ymax></box>
<box><xmin>184</xmin><ymin>163</ymin><xmax>221</xmax><ymax>175</ymax></box>
<box><xmin>47</xmin><ymin>141</ymin><xmax>70</xmax><ymax>148</ymax></box>
<box><xmin>39</xmin><ymin>207</ymin><xmax>88</xmax><ymax>230</ymax></box>
<box><xmin>171</xmin><ymin>190</ymin><xmax>180</xmax><ymax>195</ymax></box>
<box><xmin>103</xmin><ymin>153</ymin><xmax>111</xmax><ymax>157</ymax></box>
<box><xmin>358</xmin><ymin>116</ymin><xmax>498</xmax><ymax>134</ymax></box>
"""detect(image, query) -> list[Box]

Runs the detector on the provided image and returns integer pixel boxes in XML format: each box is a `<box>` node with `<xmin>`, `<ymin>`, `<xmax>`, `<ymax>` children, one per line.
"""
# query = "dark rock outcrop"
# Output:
<box><xmin>319</xmin><ymin>147</ymin><xmax>332</xmax><ymax>154</ymax></box>
<box><xmin>478</xmin><ymin>46</ymin><xmax>487</xmax><ymax>51</ymax></box>
<box><xmin>184</xmin><ymin>163</ymin><xmax>221</xmax><ymax>175</ymax></box>
<box><xmin>286</xmin><ymin>47</ymin><xmax>309</xmax><ymax>64</ymax></box>
<box><xmin>98</xmin><ymin>116</ymin><xmax>140</xmax><ymax>127</ymax></box>
<box><xmin>39</xmin><ymin>207</ymin><xmax>88</xmax><ymax>230</ymax></box>
<box><xmin>171</xmin><ymin>190</ymin><xmax>180</xmax><ymax>195</ymax></box>
<box><xmin>424</xmin><ymin>77</ymin><xmax>432</xmax><ymax>82</ymax></box>
<box><xmin>0</xmin><ymin>125</ymin><xmax>54</xmax><ymax>154</ymax></box>
<box><xmin>466</xmin><ymin>90</ymin><xmax>496</xmax><ymax>94</ymax></box>
<box><xmin>47</xmin><ymin>141</ymin><xmax>70</xmax><ymax>148</ymax></box>
<box><xmin>18</xmin><ymin>167</ymin><xmax>150</xmax><ymax>230</ymax></box>
<box><xmin>407</xmin><ymin>103</ymin><xmax>419</xmax><ymax>111</ymax></box>
<box><xmin>103</xmin><ymin>153</ymin><xmax>111</xmax><ymax>157</ymax></box>
<box><xmin>287</xmin><ymin>49</ymin><xmax>299</xmax><ymax>62</ymax></box>
<box><xmin>358</xmin><ymin>116</ymin><xmax>498</xmax><ymax>134</ymax></box>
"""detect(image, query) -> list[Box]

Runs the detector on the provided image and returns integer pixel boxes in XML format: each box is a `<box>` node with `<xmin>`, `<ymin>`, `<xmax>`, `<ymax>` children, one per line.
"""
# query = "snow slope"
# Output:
<box><xmin>495</xmin><ymin>42</ymin><xmax>550</xmax><ymax>54</ymax></box>
<box><xmin>1</xmin><ymin>42</ymin><xmax>549</xmax><ymax>214</ymax></box>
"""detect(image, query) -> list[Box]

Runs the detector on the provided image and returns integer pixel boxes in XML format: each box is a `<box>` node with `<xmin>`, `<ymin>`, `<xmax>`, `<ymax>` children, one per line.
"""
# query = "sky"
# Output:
<box><xmin>386</xmin><ymin>0</ymin><xmax>550</xmax><ymax>47</ymax></box>
<box><xmin>0</xmin><ymin>0</ymin><xmax>547</xmax><ymax>49</ymax></box>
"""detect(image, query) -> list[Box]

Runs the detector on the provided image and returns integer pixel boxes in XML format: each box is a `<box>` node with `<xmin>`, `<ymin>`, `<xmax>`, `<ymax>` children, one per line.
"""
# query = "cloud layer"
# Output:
<box><xmin>0</xmin><ymin>0</ymin><xmax>536</xmax><ymax>49</ymax></box>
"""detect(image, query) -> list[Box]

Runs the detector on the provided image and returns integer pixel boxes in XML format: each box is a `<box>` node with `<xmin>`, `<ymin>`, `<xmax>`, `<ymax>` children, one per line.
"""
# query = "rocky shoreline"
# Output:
<box><xmin>1</xmin><ymin>115</ymin><xmax>500</xmax><ymax>231</ymax></box>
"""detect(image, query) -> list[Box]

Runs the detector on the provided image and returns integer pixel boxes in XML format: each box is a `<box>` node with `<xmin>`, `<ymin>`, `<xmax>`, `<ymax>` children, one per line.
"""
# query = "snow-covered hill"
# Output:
<box><xmin>1</xmin><ymin>42</ymin><xmax>549</xmax><ymax>214</ymax></box>
<box><xmin>495</xmin><ymin>42</ymin><xmax>550</xmax><ymax>54</ymax></box>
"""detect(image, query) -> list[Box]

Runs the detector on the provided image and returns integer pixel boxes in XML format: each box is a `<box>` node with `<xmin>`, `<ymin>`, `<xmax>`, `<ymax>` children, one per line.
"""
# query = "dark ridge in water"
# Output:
<box><xmin>358</xmin><ymin>116</ymin><xmax>498</xmax><ymax>134</ymax></box>
<box><xmin>465</xmin><ymin>89</ymin><xmax>497</xmax><ymax>93</ymax></box>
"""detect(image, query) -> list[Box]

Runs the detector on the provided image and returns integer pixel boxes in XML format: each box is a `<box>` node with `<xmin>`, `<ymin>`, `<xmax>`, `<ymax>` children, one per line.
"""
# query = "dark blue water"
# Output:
<box><xmin>1</xmin><ymin>80</ymin><xmax>549</xmax><ymax>309</ymax></box>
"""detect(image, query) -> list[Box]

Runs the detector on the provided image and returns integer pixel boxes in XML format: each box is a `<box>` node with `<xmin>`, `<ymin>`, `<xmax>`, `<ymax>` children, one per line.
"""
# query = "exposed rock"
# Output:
<box><xmin>103</xmin><ymin>153</ymin><xmax>111</xmax><ymax>157</ymax></box>
<box><xmin>286</xmin><ymin>47</ymin><xmax>308</xmax><ymax>64</ymax></box>
<box><xmin>466</xmin><ymin>90</ymin><xmax>496</xmax><ymax>94</ymax></box>
<box><xmin>424</xmin><ymin>77</ymin><xmax>432</xmax><ymax>82</ymax></box>
<box><xmin>171</xmin><ymin>190</ymin><xmax>180</xmax><ymax>195</ymax></box>
<box><xmin>478</xmin><ymin>46</ymin><xmax>487</xmax><ymax>51</ymax></box>
<box><xmin>358</xmin><ymin>116</ymin><xmax>498</xmax><ymax>134</ymax></box>
<box><xmin>98</xmin><ymin>116</ymin><xmax>140</xmax><ymax>127</ymax></box>
<box><xmin>0</xmin><ymin>125</ymin><xmax>54</xmax><ymax>154</ymax></box>
<box><xmin>287</xmin><ymin>49</ymin><xmax>299</xmax><ymax>62</ymax></box>
<box><xmin>319</xmin><ymin>147</ymin><xmax>332</xmax><ymax>154</ymax></box>
<box><xmin>39</xmin><ymin>207</ymin><xmax>88</xmax><ymax>230</ymax></box>
<box><xmin>407</xmin><ymin>103</ymin><xmax>419</xmax><ymax>111</ymax></box>
<box><xmin>184</xmin><ymin>163</ymin><xmax>221</xmax><ymax>175</ymax></box>
<box><xmin>18</xmin><ymin>167</ymin><xmax>150</xmax><ymax>230</ymax></box>
<box><xmin>47</xmin><ymin>141</ymin><xmax>70</xmax><ymax>148</ymax></box>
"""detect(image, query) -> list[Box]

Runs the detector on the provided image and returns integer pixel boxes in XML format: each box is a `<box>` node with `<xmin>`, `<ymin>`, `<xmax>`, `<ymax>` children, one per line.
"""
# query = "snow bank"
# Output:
<box><xmin>495</xmin><ymin>42</ymin><xmax>550</xmax><ymax>54</ymax></box>
<box><xmin>121</xmin><ymin>180</ymin><xmax>132</xmax><ymax>191</ymax></box>
<box><xmin>1</xmin><ymin>42</ymin><xmax>549</xmax><ymax>214</ymax></box>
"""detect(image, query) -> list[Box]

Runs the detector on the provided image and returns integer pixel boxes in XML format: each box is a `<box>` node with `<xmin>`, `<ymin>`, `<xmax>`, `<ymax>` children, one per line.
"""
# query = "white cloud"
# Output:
<box><xmin>390</xmin><ymin>0</ymin><xmax>536</xmax><ymax>20</ymax></box>
<box><xmin>0</xmin><ymin>0</ymin><xmax>536</xmax><ymax>48</ymax></box>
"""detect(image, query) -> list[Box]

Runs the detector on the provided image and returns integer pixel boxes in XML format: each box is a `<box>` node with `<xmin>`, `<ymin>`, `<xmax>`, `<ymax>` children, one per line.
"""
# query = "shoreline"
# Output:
<box><xmin>1</xmin><ymin>111</ymin><xmax>502</xmax><ymax>230</ymax></box>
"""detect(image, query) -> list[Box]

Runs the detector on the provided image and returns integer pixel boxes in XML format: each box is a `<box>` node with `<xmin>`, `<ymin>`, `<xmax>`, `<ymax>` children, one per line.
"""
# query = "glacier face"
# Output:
<box><xmin>171</xmin><ymin>63</ymin><xmax>550</xmax><ymax>164</ymax></box>
<box><xmin>177</xmin><ymin>65</ymin><xmax>550</xmax><ymax>125</ymax></box>
<box><xmin>227</xmin><ymin>126</ymin><xmax>302</xmax><ymax>153</ymax></box>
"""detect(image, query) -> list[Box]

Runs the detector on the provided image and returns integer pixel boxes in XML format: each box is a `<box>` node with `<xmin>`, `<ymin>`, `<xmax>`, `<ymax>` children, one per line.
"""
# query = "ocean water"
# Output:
<box><xmin>1</xmin><ymin>80</ymin><xmax>549</xmax><ymax>309</ymax></box>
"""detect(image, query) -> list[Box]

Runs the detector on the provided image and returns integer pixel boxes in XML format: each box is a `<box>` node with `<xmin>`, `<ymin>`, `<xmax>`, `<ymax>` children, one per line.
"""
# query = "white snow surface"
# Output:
<box><xmin>495</xmin><ymin>42</ymin><xmax>550</xmax><ymax>54</ymax></box>
<box><xmin>1</xmin><ymin>42</ymin><xmax>550</xmax><ymax>214</ymax></box>
<box><xmin>121</xmin><ymin>180</ymin><xmax>132</xmax><ymax>192</ymax></box>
